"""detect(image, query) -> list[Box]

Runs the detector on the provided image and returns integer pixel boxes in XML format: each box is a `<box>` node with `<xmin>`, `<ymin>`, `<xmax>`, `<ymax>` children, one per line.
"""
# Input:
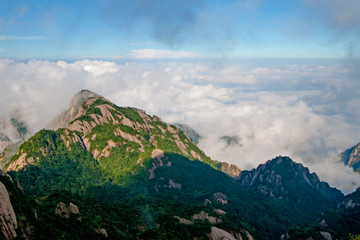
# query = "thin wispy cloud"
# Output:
<box><xmin>129</xmin><ymin>49</ymin><xmax>199</xmax><ymax>59</ymax></box>
<box><xmin>0</xmin><ymin>35</ymin><xmax>44</xmax><ymax>40</ymax></box>
<box><xmin>128</xmin><ymin>41</ymin><xmax>154</xmax><ymax>46</ymax></box>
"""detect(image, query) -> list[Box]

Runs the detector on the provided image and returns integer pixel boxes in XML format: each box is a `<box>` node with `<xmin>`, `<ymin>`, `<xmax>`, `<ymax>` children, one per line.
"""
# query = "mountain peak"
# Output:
<box><xmin>340</xmin><ymin>142</ymin><xmax>360</xmax><ymax>172</ymax></box>
<box><xmin>239</xmin><ymin>156</ymin><xmax>343</xmax><ymax>207</ymax></box>
<box><xmin>50</xmin><ymin>90</ymin><xmax>102</xmax><ymax>129</ymax></box>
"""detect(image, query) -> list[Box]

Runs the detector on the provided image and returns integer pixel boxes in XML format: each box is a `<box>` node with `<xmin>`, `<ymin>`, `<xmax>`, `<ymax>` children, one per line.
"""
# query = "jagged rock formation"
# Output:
<box><xmin>94</xmin><ymin>228</ymin><xmax>108</xmax><ymax>238</ymax></box>
<box><xmin>49</xmin><ymin>89</ymin><xmax>98</xmax><ymax>129</ymax></box>
<box><xmin>192</xmin><ymin>210</ymin><xmax>222</xmax><ymax>224</ymax></box>
<box><xmin>213</xmin><ymin>192</ymin><xmax>228</xmax><ymax>205</ymax></box>
<box><xmin>340</xmin><ymin>143</ymin><xmax>360</xmax><ymax>172</ymax></box>
<box><xmin>219</xmin><ymin>162</ymin><xmax>241</xmax><ymax>177</ymax></box>
<box><xmin>174</xmin><ymin>210</ymin><xmax>254</xmax><ymax>240</ymax></box>
<box><xmin>239</xmin><ymin>156</ymin><xmax>343</xmax><ymax>207</ymax></box>
<box><xmin>55</xmin><ymin>202</ymin><xmax>81</xmax><ymax>221</ymax></box>
<box><xmin>172</xmin><ymin>123</ymin><xmax>201</xmax><ymax>144</ymax></box>
<box><xmin>0</xmin><ymin>181</ymin><xmax>18</xmax><ymax>240</ymax></box>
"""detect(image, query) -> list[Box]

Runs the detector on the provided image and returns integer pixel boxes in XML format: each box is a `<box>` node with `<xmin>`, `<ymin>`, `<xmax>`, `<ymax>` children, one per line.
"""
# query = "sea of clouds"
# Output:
<box><xmin>0</xmin><ymin>58</ymin><xmax>360</xmax><ymax>193</ymax></box>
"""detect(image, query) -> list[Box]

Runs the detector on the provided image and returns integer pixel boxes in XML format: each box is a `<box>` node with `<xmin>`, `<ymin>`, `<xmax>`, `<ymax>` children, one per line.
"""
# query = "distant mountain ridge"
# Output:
<box><xmin>239</xmin><ymin>156</ymin><xmax>343</xmax><ymax>210</ymax></box>
<box><xmin>340</xmin><ymin>143</ymin><xmax>360</xmax><ymax>172</ymax></box>
<box><xmin>0</xmin><ymin>116</ymin><xmax>28</xmax><ymax>153</ymax></box>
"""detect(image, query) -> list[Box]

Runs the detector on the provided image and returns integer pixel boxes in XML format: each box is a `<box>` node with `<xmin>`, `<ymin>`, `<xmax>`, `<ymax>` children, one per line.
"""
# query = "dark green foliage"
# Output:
<box><xmin>71</xmin><ymin>115</ymin><xmax>94</xmax><ymax>124</ymax></box>
<box><xmin>9</xmin><ymin>129</ymin><xmax>105</xmax><ymax>195</ymax></box>
<box><xmin>287</xmin><ymin>224</ymin><xmax>326</xmax><ymax>240</ymax></box>
<box><xmin>114</xmin><ymin>106</ymin><xmax>144</xmax><ymax>124</ymax></box>
<box><xmin>321</xmin><ymin>204</ymin><xmax>360</xmax><ymax>239</ymax></box>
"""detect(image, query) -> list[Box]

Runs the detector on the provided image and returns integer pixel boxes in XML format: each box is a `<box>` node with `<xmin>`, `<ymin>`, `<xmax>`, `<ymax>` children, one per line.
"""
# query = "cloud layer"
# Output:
<box><xmin>0</xmin><ymin>58</ymin><xmax>359</xmax><ymax>193</ymax></box>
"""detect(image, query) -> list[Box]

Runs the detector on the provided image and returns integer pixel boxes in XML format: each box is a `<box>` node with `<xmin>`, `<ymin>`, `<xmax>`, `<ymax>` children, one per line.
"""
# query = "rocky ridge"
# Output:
<box><xmin>239</xmin><ymin>156</ymin><xmax>343</xmax><ymax>207</ymax></box>
<box><xmin>340</xmin><ymin>142</ymin><xmax>360</xmax><ymax>172</ymax></box>
<box><xmin>3</xmin><ymin>90</ymin><xmax>235</xmax><ymax>177</ymax></box>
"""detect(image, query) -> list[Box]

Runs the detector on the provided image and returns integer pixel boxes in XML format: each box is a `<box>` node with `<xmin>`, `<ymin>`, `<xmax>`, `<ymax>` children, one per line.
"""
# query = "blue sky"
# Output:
<box><xmin>1</xmin><ymin>0</ymin><xmax>358</xmax><ymax>59</ymax></box>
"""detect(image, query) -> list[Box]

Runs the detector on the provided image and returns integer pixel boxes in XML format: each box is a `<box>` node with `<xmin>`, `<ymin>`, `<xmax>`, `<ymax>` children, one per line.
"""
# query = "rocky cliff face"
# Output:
<box><xmin>0</xmin><ymin>181</ymin><xmax>18</xmax><ymax>240</ymax></box>
<box><xmin>239</xmin><ymin>156</ymin><xmax>343</xmax><ymax>207</ymax></box>
<box><xmin>219</xmin><ymin>162</ymin><xmax>241</xmax><ymax>177</ymax></box>
<box><xmin>49</xmin><ymin>89</ymin><xmax>98</xmax><ymax>129</ymax></box>
<box><xmin>172</xmin><ymin>123</ymin><xmax>201</xmax><ymax>144</ymax></box>
<box><xmin>340</xmin><ymin>143</ymin><xmax>360</xmax><ymax>172</ymax></box>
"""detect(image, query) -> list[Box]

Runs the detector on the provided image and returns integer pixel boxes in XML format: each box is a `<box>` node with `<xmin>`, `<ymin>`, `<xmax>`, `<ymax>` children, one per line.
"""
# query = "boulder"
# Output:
<box><xmin>207</xmin><ymin>227</ymin><xmax>236</xmax><ymax>240</ymax></box>
<box><xmin>94</xmin><ymin>228</ymin><xmax>108</xmax><ymax>238</ymax></box>
<box><xmin>0</xmin><ymin>181</ymin><xmax>18</xmax><ymax>240</ymax></box>
<box><xmin>55</xmin><ymin>202</ymin><xmax>81</xmax><ymax>221</ymax></box>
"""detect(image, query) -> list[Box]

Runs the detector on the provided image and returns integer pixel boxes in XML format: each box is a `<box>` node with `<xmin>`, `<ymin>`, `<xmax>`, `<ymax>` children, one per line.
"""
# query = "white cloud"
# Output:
<box><xmin>0</xmin><ymin>59</ymin><xmax>359</xmax><ymax>193</ymax></box>
<box><xmin>0</xmin><ymin>35</ymin><xmax>44</xmax><ymax>40</ymax></box>
<box><xmin>129</xmin><ymin>49</ymin><xmax>199</xmax><ymax>59</ymax></box>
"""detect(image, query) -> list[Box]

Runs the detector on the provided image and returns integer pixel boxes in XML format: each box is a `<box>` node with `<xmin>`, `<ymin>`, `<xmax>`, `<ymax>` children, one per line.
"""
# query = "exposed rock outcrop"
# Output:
<box><xmin>192</xmin><ymin>211</ymin><xmax>222</xmax><ymax>224</ymax></box>
<box><xmin>0</xmin><ymin>181</ymin><xmax>18</xmax><ymax>240</ymax></box>
<box><xmin>94</xmin><ymin>228</ymin><xmax>108</xmax><ymax>238</ymax></box>
<box><xmin>220</xmin><ymin>162</ymin><xmax>241</xmax><ymax>177</ymax></box>
<box><xmin>207</xmin><ymin>227</ymin><xmax>253</xmax><ymax>240</ymax></box>
<box><xmin>320</xmin><ymin>231</ymin><xmax>333</xmax><ymax>240</ymax></box>
<box><xmin>213</xmin><ymin>192</ymin><xmax>228</xmax><ymax>205</ymax></box>
<box><xmin>174</xmin><ymin>216</ymin><xmax>193</xmax><ymax>225</ymax></box>
<box><xmin>50</xmin><ymin>90</ymin><xmax>98</xmax><ymax>129</ymax></box>
<box><xmin>55</xmin><ymin>202</ymin><xmax>81</xmax><ymax>221</ymax></box>
<box><xmin>340</xmin><ymin>142</ymin><xmax>360</xmax><ymax>172</ymax></box>
<box><xmin>208</xmin><ymin>227</ymin><xmax>236</xmax><ymax>240</ymax></box>
<box><xmin>6</xmin><ymin>151</ymin><xmax>35</xmax><ymax>171</ymax></box>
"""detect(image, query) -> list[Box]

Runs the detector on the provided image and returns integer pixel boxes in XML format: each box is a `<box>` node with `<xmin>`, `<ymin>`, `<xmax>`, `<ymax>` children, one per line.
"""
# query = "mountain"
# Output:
<box><xmin>0</xmin><ymin>116</ymin><xmax>28</xmax><ymax>153</ymax></box>
<box><xmin>172</xmin><ymin>123</ymin><xmax>201</xmax><ymax>145</ymax></box>
<box><xmin>0</xmin><ymin>116</ymin><xmax>28</xmax><ymax>169</ymax></box>
<box><xmin>239</xmin><ymin>156</ymin><xmax>343</xmax><ymax>209</ymax></box>
<box><xmin>340</xmin><ymin>143</ymin><xmax>360</xmax><ymax>172</ymax></box>
<box><xmin>0</xmin><ymin>90</ymin><xmax>350</xmax><ymax>239</ymax></box>
<box><xmin>48</xmin><ymin>89</ymin><xmax>99</xmax><ymax>129</ymax></box>
<box><xmin>5</xmin><ymin>90</ymin><xmax>221</xmax><ymax>174</ymax></box>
